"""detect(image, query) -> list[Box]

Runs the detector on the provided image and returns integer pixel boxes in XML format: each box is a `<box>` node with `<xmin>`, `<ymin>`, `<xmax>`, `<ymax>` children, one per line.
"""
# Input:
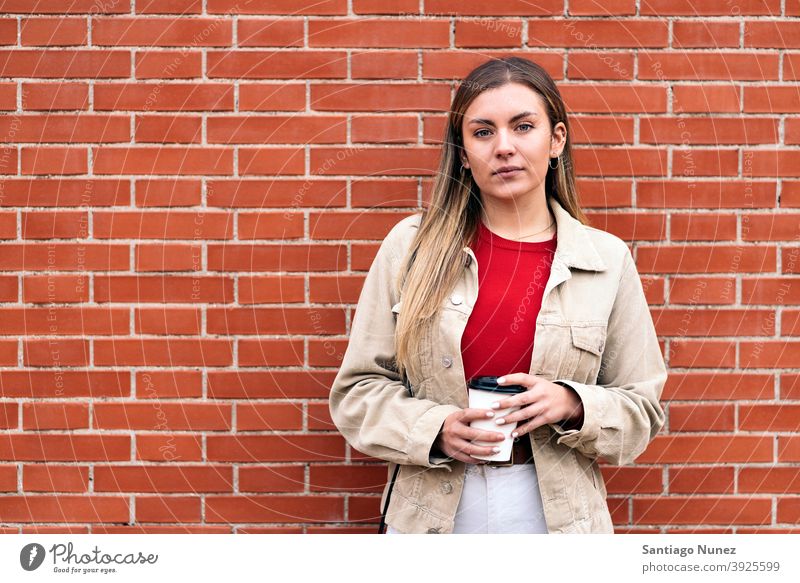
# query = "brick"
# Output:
<box><xmin>135</xmin><ymin>244</ymin><xmax>202</xmax><ymax>273</ymax></box>
<box><xmin>637</xmin><ymin>180</ymin><xmax>775</xmax><ymax>208</ymax></box>
<box><xmin>425</xmin><ymin>0</ymin><xmax>563</xmax><ymax>15</ymax></box>
<box><xmin>22</xmin><ymin>403</ymin><xmax>90</xmax><ymax>430</ymax></box>
<box><xmin>0</xmin><ymin>435</ymin><xmax>130</xmax><ymax>462</ymax></box>
<box><xmin>310</xmin><ymin>19</ymin><xmax>449</xmax><ymax>48</ymax></box>
<box><xmin>0</xmin><ymin>496</ymin><xmax>128</xmax><ymax>522</ymax></box>
<box><xmin>134</xmin><ymin>306</ymin><xmax>202</xmax><ymax>334</ymax></box>
<box><xmin>206</xmin><ymin>495</ymin><xmax>344</xmax><ymax>523</ymax></box>
<box><xmin>0</xmin><ymin>370</ymin><xmax>129</xmax><ymax>398</ymax></box>
<box><xmin>352</xmin><ymin>51</ymin><xmax>417</xmax><ymax>79</ymax></box>
<box><xmin>135</xmin><ymin>179</ymin><xmax>202</xmax><ymax>207</ymax></box>
<box><xmin>238</xmin><ymin>466</ymin><xmax>305</xmax><ymax>492</ymax></box>
<box><xmin>94</xmin><ymin>211</ymin><xmax>232</xmax><ymax>239</ymax></box>
<box><xmin>739</xmin><ymin>468</ymin><xmax>800</xmax><ymax>493</ymax></box>
<box><xmin>94</xmin><ymin>275</ymin><xmax>233</xmax><ymax>303</ymax></box>
<box><xmin>21</xmin><ymin>18</ymin><xmax>87</xmax><ymax>46</ymax></box>
<box><xmin>21</xmin><ymin>210</ymin><xmax>89</xmax><ymax>239</ymax></box>
<box><xmin>94</xmin><ymin>402</ymin><xmax>231</xmax><ymax>431</ymax></box>
<box><xmin>94</xmin><ymin>466</ymin><xmax>233</xmax><ymax>493</ymax></box>
<box><xmin>0</xmin><ymin>402</ymin><xmax>15</xmax><ymax>429</ymax></box>
<box><xmin>94</xmin><ymin>339</ymin><xmax>233</xmax><ymax>366</ymax></box>
<box><xmin>136</xmin><ymin>496</ymin><xmax>201</xmax><ymax>523</ymax></box>
<box><xmin>639</xmin><ymin>52</ymin><xmax>778</xmax><ymax>81</ymax></box>
<box><xmin>206</xmin><ymin>371</ymin><xmax>334</xmax><ymax>399</ymax></box>
<box><xmin>135</xmin><ymin>51</ymin><xmax>202</xmax><ymax>79</ymax></box>
<box><xmin>23</xmin><ymin>465</ymin><xmax>89</xmax><ymax>492</ymax></box>
<box><xmin>207</xmin><ymin>50</ymin><xmax>347</xmax><ymax>79</ymax></box>
<box><xmin>21</xmin><ymin>147</ymin><xmax>87</xmax><ymax>175</ymax></box>
<box><xmin>634</xmin><ymin>497</ymin><xmax>771</xmax><ymax>525</ymax></box>
<box><xmin>673</xmin><ymin>21</ymin><xmax>740</xmax><ymax>48</ymax></box>
<box><xmin>208</xmin><ymin>0</ymin><xmax>347</xmax><ymax>14</ymax></box>
<box><xmin>668</xmin><ymin>466</ymin><xmax>734</xmax><ymax>494</ymax></box>
<box><xmin>207</xmin><ymin>243</ymin><xmax>346</xmax><ymax>272</ymax></box>
<box><xmin>567</xmin><ymin>53</ymin><xmax>634</xmax><ymax>81</ymax></box>
<box><xmin>0</xmin><ymin>50</ymin><xmax>129</xmax><ymax>78</ymax></box>
<box><xmin>237</xmin><ymin>18</ymin><xmax>304</xmax><ymax>47</ymax></box>
<box><xmin>94</xmin><ymin>83</ymin><xmax>234</xmax><ymax>111</ymax></box>
<box><xmin>207</xmin><ymin>179</ymin><xmax>346</xmax><ymax>208</ymax></box>
<box><xmin>93</xmin><ymin>18</ymin><xmax>232</xmax><ymax>46</ymax></box>
<box><xmin>0</xmin><ymin>307</ymin><xmax>128</xmax><ymax>335</ymax></box>
<box><xmin>93</xmin><ymin>147</ymin><xmax>233</xmax><ymax>175</ymax></box>
<box><xmin>21</xmin><ymin>82</ymin><xmax>89</xmax><ymax>110</ymax></box>
<box><xmin>236</xmin><ymin>402</ymin><xmax>303</xmax><ymax>431</ymax></box>
<box><xmin>207</xmin><ymin>435</ymin><xmax>346</xmax><ymax>462</ymax></box>
<box><xmin>135</xmin><ymin>115</ymin><xmax>202</xmax><ymax>143</ymax></box>
<box><xmin>670</xmin><ymin>213</ymin><xmax>737</xmax><ymax>241</ymax></box>
<box><xmin>668</xmin><ymin>403</ymin><xmax>736</xmax><ymax>432</ymax></box>
<box><xmin>636</xmin><ymin>435</ymin><xmax>772</xmax><ymax>464</ymax></box>
<box><xmin>135</xmin><ymin>434</ymin><xmax>202</xmax><ymax>462</ymax></box>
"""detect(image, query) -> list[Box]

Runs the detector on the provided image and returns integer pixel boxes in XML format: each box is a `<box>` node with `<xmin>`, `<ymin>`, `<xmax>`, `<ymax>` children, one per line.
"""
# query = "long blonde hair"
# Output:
<box><xmin>394</xmin><ymin>56</ymin><xmax>588</xmax><ymax>383</ymax></box>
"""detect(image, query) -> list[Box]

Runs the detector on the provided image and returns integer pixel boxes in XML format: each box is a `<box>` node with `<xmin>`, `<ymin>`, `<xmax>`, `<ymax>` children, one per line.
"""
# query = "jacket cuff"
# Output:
<box><xmin>407</xmin><ymin>403</ymin><xmax>461</xmax><ymax>468</ymax></box>
<box><xmin>549</xmin><ymin>379</ymin><xmax>602</xmax><ymax>447</ymax></box>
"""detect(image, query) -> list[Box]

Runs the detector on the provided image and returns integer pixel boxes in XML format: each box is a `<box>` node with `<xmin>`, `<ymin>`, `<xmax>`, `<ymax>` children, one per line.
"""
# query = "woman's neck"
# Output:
<box><xmin>480</xmin><ymin>196</ymin><xmax>555</xmax><ymax>242</ymax></box>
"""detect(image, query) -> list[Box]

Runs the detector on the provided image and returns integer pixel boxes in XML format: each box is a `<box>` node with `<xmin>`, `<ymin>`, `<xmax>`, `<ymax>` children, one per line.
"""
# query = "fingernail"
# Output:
<box><xmin>497</xmin><ymin>376</ymin><xmax>506</xmax><ymax>383</ymax></box>
<box><xmin>485</xmin><ymin>411</ymin><xmax>494</xmax><ymax>417</ymax></box>
<box><xmin>495</xmin><ymin>418</ymin><xmax>505</xmax><ymax>425</ymax></box>
<box><xmin>511</xmin><ymin>431</ymin><xmax>518</xmax><ymax>438</ymax></box>
<box><xmin>491</xmin><ymin>402</ymin><xmax>500</xmax><ymax>409</ymax></box>
<box><xmin>492</xmin><ymin>447</ymin><xmax>501</xmax><ymax>453</ymax></box>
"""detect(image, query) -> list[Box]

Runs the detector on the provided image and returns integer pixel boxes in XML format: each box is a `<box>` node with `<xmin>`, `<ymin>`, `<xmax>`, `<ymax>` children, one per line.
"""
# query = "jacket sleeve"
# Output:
<box><xmin>328</xmin><ymin>227</ymin><xmax>462</xmax><ymax>469</ymax></box>
<box><xmin>551</xmin><ymin>250</ymin><xmax>666</xmax><ymax>466</ymax></box>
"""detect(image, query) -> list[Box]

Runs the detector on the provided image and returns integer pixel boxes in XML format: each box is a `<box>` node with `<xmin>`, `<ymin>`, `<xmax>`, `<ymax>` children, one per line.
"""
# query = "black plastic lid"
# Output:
<box><xmin>467</xmin><ymin>375</ymin><xmax>527</xmax><ymax>394</ymax></box>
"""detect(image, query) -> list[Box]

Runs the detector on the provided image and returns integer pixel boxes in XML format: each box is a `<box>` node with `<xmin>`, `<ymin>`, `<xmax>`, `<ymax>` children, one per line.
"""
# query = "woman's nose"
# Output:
<box><xmin>494</xmin><ymin>129</ymin><xmax>515</xmax><ymax>155</ymax></box>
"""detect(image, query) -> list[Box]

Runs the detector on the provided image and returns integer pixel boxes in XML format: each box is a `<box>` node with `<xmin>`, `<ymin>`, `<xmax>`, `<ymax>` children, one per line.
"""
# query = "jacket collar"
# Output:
<box><xmin>547</xmin><ymin>195</ymin><xmax>607</xmax><ymax>272</ymax></box>
<box><xmin>462</xmin><ymin>196</ymin><xmax>607</xmax><ymax>272</ymax></box>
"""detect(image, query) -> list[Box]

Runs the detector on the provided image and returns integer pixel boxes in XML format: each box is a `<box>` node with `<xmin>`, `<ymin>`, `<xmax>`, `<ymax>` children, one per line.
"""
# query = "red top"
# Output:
<box><xmin>460</xmin><ymin>219</ymin><xmax>557</xmax><ymax>386</ymax></box>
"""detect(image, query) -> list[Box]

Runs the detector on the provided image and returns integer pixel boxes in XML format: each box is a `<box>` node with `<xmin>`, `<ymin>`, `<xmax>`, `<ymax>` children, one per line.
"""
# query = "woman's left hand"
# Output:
<box><xmin>491</xmin><ymin>373</ymin><xmax>584</xmax><ymax>438</ymax></box>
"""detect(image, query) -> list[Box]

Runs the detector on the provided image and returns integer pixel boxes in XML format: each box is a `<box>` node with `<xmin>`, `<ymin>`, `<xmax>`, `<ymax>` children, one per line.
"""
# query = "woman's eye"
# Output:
<box><xmin>474</xmin><ymin>123</ymin><xmax>533</xmax><ymax>138</ymax></box>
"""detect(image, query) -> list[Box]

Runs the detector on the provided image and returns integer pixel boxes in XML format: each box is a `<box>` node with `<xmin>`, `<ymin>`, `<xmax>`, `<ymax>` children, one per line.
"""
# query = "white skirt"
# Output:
<box><xmin>386</xmin><ymin>462</ymin><xmax>548</xmax><ymax>534</ymax></box>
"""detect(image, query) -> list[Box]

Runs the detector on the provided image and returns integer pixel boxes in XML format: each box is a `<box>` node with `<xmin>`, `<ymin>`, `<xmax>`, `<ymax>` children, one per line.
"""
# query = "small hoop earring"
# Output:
<box><xmin>461</xmin><ymin>164</ymin><xmax>469</xmax><ymax>173</ymax></box>
<box><xmin>548</xmin><ymin>156</ymin><xmax>560</xmax><ymax>170</ymax></box>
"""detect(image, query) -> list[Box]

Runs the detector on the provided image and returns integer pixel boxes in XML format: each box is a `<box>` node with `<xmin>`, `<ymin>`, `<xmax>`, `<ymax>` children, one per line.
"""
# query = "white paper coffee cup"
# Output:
<box><xmin>467</xmin><ymin>376</ymin><xmax>527</xmax><ymax>462</ymax></box>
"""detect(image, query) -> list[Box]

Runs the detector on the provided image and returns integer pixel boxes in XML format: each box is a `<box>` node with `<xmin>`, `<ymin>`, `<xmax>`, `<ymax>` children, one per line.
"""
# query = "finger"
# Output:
<box><xmin>460</xmin><ymin>407</ymin><xmax>498</xmax><ymax>422</ymax></box>
<box><xmin>511</xmin><ymin>412</ymin><xmax>554</xmax><ymax>438</ymax></box>
<box><xmin>457</xmin><ymin>424</ymin><xmax>506</xmax><ymax>443</ymax></box>
<box><xmin>448</xmin><ymin>437</ymin><xmax>498</xmax><ymax>461</ymax></box>
<box><xmin>496</xmin><ymin>373</ymin><xmax>540</xmax><ymax>386</ymax></box>
<box><xmin>490</xmin><ymin>387</ymin><xmax>540</xmax><ymax>412</ymax></box>
<box><xmin>494</xmin><ymin>403</ymin><xmax>542</xmax><ymax>426</ymax></box>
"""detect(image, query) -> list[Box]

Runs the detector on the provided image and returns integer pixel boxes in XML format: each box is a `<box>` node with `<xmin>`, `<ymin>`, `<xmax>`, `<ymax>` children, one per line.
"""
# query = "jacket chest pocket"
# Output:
<box><xmin>559</xmin><ymin>323</ymin><xmax>607</xmax><ymax>384</ymax></box>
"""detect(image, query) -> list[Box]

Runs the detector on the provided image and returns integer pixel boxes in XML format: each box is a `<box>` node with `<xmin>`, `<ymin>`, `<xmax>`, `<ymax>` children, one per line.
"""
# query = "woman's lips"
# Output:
<box><xmin>494</xmin><ymin>168</ymin><xmax>522</xmax><ymax>178</ymax></box>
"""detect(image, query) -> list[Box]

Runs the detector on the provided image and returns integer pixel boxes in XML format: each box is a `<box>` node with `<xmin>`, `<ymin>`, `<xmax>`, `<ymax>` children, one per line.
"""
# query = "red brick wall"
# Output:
<box><xmin>0</xmin><ymin>0</ymin><xmax>798</xmax><ymax>533</ymax></box>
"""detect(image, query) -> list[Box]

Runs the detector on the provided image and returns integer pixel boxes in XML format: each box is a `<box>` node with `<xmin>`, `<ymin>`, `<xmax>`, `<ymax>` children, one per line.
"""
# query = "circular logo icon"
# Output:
<box><xmin>20</xmin><ymin>543</ymin><xmax>46</xmax><ymax>571</ymax></box>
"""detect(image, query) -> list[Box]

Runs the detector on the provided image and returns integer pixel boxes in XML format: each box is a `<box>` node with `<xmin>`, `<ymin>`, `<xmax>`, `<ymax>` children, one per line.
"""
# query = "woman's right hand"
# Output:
<box><xmin>433</xmin><ymin>408</ymin><xmax>507</xmax><ymax>464</ymax></box>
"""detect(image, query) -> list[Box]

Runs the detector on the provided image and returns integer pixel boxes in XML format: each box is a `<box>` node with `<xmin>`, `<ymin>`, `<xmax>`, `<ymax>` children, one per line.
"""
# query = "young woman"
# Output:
<box><xmin>329</xmin><ymin>56</ymin><xmax>667</xmax><ymax>534</ymax></box>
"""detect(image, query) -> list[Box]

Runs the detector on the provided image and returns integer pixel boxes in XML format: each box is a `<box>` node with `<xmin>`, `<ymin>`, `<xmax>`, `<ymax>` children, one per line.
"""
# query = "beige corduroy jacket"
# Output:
<box><xmin>329</xmin><ymin>196</ymin><xmax>667</xmax><ymax>534</ymax></box>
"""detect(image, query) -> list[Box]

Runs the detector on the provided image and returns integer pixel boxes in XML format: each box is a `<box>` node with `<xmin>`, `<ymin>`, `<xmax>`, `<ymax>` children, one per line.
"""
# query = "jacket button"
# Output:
<box><xmin>450</xmin><ymin>294</ymin><xmax>463</xmax><ymax>305</ymax></box>
<box><xmin>441</xmin><ymin>356</ymin><xmax>452</xmax><ymax>368</ymax></box>
<box><xmin>427</xmin><ymin>527</ymin><xmax>441</xmax><ymax>534</ymax></box>
<box><xmin>441</xmin><ymin>481</ymin><xmax>453</xmax><ymax>494</ymax></box>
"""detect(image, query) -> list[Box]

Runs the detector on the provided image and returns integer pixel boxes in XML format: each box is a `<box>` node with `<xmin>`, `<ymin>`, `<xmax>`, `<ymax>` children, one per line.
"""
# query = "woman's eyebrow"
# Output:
<box><xmin>467</xmin><ymin>111</ymin><xmax>538</xmax><ymax>127</ymax></box>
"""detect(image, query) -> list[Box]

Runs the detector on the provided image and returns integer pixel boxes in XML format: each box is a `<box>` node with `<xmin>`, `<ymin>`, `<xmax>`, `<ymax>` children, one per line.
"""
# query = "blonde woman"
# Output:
<box><xmin>329</xmin><ymin>56</ymin><xmax>667</xmax><ymax>534</ymax></box>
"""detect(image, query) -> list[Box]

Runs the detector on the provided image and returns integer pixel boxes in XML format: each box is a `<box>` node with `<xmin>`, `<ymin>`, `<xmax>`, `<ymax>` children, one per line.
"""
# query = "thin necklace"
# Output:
<box><xmin>510</xmin><ymin>218</ymin><xmax>555</xmax><ymax>241</ymax></box>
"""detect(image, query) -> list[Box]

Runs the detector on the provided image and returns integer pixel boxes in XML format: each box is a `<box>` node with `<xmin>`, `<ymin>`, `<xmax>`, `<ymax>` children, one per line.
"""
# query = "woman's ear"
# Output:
<box><xmin>550</xmin><ymin>122</ymin><xmax>567</xmax><ymax>157</ymax></box>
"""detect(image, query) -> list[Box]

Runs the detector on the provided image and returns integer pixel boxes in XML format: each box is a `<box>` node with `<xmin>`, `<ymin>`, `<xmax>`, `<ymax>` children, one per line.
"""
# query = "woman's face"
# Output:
<box><xmin>459</xmin><ymin>82</ymin><xmax>566</xmax><ymax>205</ymax></box>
